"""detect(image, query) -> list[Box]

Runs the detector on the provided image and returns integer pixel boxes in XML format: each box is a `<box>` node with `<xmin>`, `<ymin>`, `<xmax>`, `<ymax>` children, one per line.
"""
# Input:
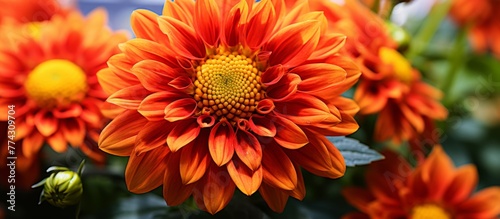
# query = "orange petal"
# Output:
<box><xmin>13</xmin><ymin>116</ymin><xmax>34</xmax><ymax>140</ymax></box>
<box><xmin>132</xmin><ymin>60</ymin><xmax>180</xmax><ymax>92</ymax></box>
<box><xmin>195</xmin><ymin>164</ymin><xmax>236</xmax><ymax>214</ymax></box>
<box><xmin>47</xmin><ymin>131</ymin><xmax>67</xmax><ymax>153</ymax></box>
<box><xmin>138</xmin><ymin>91</ymin><xmax>188</xmax><ymax>121</ymax></box>
<box><xmin>279</xmin><ymin>0</ymin><xmax>310</xmax><ymax>28</ymax></box>
<box><xmin>262</xmin><ymin>142</ymin><xmax>297</xmax><ymax>190</ymax></box>
<box><xmin>242</xmin><ymin>0</ymin><xmax>279</xmax><ymax>49</ymax></box>
<box><xmin>420</xmin><ymin>146</ymin><xmax>455</xmax><ymax>200</ymax></box>
<box><xmin>134</xmin><ymin>120</ymin><xmax>171</xmax><ymax>155</ymax></box>
<box><xmin>261</xmin><ymin>64</ymin><xmax>286</xmax><ymax>86</ymax></box>
<box><xmin>310</xmin><ymin>111</ymin><xmax>358</xmax><ymax>136</ymax></box>
<box><xmin>266</xmin><ymin>73</ymin><xmax>300</xmax><ymax>101</ymax></box>
<box><xmin>330</xmin><ymin>96</ymin><xmax>360</xmax><ymax>117</ymax></box>
<box><xmin>294</xmin><ymin>63</ymin><xmax>347</xmax><ymax>94</ymax></box>
<box><xmin>264</xmin><ymin>19</ymin><xmax>321</xmax><ymax>67</ymax></box>
<box><xmin>119</xmin><ymin>38</ymin><xmax>174</xmax><ymax>64</ymax></box>
<box><xmin>97</xmin><ymin>64</ymin><xmax>136</xmax><ymax>95</ymax></box>
<box><xmin>99</xmin><ymin>110</ymin><xmax>148</xmax><ymax>156</ymax></box>
<box><xmin>131</xmin><ymin>9</ymin><xmax>169</xmax><ymax>42</ymax></box>
<box><xmin>22</xmin><ymin>131</ymin><xmax>44</xmax><ymax>158</ymax></box>
<box><xmin>194</xmin><ymin>0</ymin><xmax>221</xmax><ymax>47</ymax></box>
<box><xmin>100</xmin><ymin>101</ymin><xmax>126</xmax><ymax>119</ymax></box>
<box><xmin>157</xmin><ymin>16</ymin><xmax>206</xmax><ymax>59</ymax></box>
<box><xmin>310</xmin><ymin>33</ymin><xmax>346</xmax><ymax>60</ymax></box>
<box><xmin>132</xmin><ymin>58</ymin><xmax>183</xmax><ymax>81</ymax></box>
<box><xmin>258</xmin><ymin>182</ymin><xmax>289</xmax><ymax>212</ymax></box>
<box><xmin>168</xmin><ymin>76</ymin><xmax>194</xmax><ymax>94</ymax></box>
<box><xmin>34</xmin><ymin>110</ymin><xmax>58</xmax><ymax>137</ymax></box>
<box><xmin>400</xmin><ymin>104</ymin><xmax>424</xmax><ymax>134</ymax></box>
<box><xmin>248</xmin><ymin>115</ymin><xmax>276</xmax><ymax>137</ymax></box>
<box><xmin>163</xmin><ymin>152</ymin><xmax>195</xmax><ymax>206</ymax></box>
<box><xmin>53</xmin><ymin>104</ymin><xmax>83</xmax><ymax>118</ymax></box>
<box><xmin>162</xmin><ymin>0</ymin><xmax>194</xmax><ymax>25</ymax></box>
<box><xmin>234</xmin><ymin>129</ymin><xmax>262</xmax><ymax>170</ymax></box>
<box><xmin>61</xmin><ymin>118</ymin><xmax>85</xmax><ymax>146</ymax></box>
<box><xmin>271</xmin><ymin>115</ymin><xmax>308</xmax><ymax>149</ymax></box>
<box><xmin>373</xmin><ymin>107</ymin><xmax>398</xmax><ymax>142</ymax></box>
<box><xmin>287</xmin><ymin>134</ymin><xmax>335</xmax><ymax>178</ymax></box>
<box><xmin>288</xmin><ymin>163</ymin><xmax>305</xmax><ymax>200</ymax></box>
<box><xmin>456</xmin><ymin>187</ymin><xmax>500</xmax><ymax>218</ymax></box>
<box><xmin>256</xmin><ymin>98</ymin><xmax>275</xmax><ymax>114</ymax></box>
<box><xmin>443</xmin><ymin>164</ymin><xmax>478</xmax><ymax>204</ymax></box>
<box><xmin>354</xmin><ymin>81</ymin><xmax>378</xmax><ymax>114</ymax></box>
<box><xmin>208</xmin><ymin>120</ymin><xmax>236</xmax><ymax>166</ymax></box>
<box><xmin>179</xmin><ymin>134</ymin><xmax>210</xmax><ymax>184</ymax></box>
<box><xmin>227</xmin><ymin>158</ymin><xmax>263</xmax><ymax>195</ymax></box>
<box><xmin>163</xmin><ymin>98</ymin><xmax>197</xmax><ymax>122</ymax></box>
<box><xmin>126</xmin><ymin>146</ymin><xmax>169</xmax><ymax>193</ymax></box>
<box><xmin>221</xmin><ymin>0</ymin><xmax>250</xmax><ymax>47</ymax></box>
<box><xmin>325</xmin><ymin>138</ymin><xmax>346</xmax><ymax>178</ymax></box>
<box><xmin>274</xmin><ymin>93</ymin><xmax>340</xmax><ymax>126</ymax></box>
<box><xmin>166</xmin><ymin>119</ymin><xmax>200</xmax><ymax>152</ymax></box>
<box><xmin>107</xmin><ymin>84</ymin><xmax>150</xmax><ymax>110</ymax></box>
<box><xmin>324</xmin><ymin>55</ymin><xmax>361</xmax><ymax>96</ymax></box>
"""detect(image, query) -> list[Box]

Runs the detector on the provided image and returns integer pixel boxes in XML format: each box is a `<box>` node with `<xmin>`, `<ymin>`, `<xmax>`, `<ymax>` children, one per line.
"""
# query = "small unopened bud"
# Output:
<box><xmin>32</xmin><ymin>160</ymin><xmax>85</xmax><ymax>208</ymax></box>
<box><xmin>385</xmin><ymin>21</ymin><xmax>411</xmax><ymax>52</ymax></box>
<box><xmin>41</xmin><ymin>170</ymin><xmax>83</xmax><ymax>208</ymax></box>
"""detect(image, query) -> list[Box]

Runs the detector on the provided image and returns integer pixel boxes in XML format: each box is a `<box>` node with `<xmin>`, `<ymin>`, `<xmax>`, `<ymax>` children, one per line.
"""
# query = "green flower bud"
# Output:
<box><xmin>41</xmin><ymin>170</ymin><xmax>83</xmax><ymax>208</ymax></box>
<box><xmin>385</xmin><ymin>21</ymin><xmax>411</xmax><ymax>52</ymax></box>
<box><xmin>32</xmin><ymin>160</ymin><xmax>85</xmax><ymax>208</ymax></box>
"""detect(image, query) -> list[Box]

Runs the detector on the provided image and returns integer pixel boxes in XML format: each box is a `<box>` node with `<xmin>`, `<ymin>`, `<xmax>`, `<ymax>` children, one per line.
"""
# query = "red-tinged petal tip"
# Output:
<box><xmin>208</xmin><ymin>120</ymin><xmax>235</xmax><ymax>166</ymax></box>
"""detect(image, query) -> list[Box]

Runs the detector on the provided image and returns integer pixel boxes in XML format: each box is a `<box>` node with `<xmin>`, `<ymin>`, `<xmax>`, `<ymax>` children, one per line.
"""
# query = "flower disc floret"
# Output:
<box><xmin>194</xmin><ymin>49</ymin><xmax>265</xmax><ymax>124</ymax></box>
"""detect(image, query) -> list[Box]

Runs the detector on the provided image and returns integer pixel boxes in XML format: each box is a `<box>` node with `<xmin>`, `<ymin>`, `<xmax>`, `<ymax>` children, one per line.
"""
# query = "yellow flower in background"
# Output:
<box><xmin>98</xmin><ymin>0</ymin><xmax>360</xmax><ymax>214</ymax></box>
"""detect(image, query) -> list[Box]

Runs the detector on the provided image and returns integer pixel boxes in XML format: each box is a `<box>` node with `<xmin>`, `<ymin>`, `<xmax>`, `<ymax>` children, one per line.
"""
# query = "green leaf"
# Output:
<box><xmin>327</xmin><ymin>136</ymin><xmax>384</xmax><ymax>167</ymax></box>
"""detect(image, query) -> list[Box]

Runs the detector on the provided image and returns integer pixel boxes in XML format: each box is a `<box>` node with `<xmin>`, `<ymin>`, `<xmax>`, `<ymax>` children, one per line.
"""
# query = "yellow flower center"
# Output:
<box><xmin>410</xmin><ymin>204</ymin><xmax>451</xmax><ymax>219</ymax></box>
<box><xmin>379</xmin><ymin>47</ymin><xmax>413</xmax><ymax>83</ymax></box>
<box><xmin>193</xmin><ymin>50</ymin><xmax>265</xmax><ymax>124</ymax></box>
<box><xmin>25</xmin><ymin>59</ymin><xmax>88</xmax><ymax>109</ymax></box>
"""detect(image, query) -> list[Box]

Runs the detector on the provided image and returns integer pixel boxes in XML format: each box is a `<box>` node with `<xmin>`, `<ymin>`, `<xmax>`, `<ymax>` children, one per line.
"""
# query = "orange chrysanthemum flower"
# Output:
<box><xmin>98</xmin><ymin>0</ymin><xmax>360</xmax><ymax>214</ymax></box>
<box><xmin>342</xmin><ymin>146</ymin><xmax>500</xmax><ymax>219</ymax></box>
<box><xmin>303</xmin><ymin>0</ymin><xmax>447</xmax><ymax>144</ymax></box>
<box><xmin>0</xmin><ymin>0</ymin><xmax>65</xmax><ymax>24</ymax></box>
<box><xmin>450</xmin><ymin>0</ymin><xmax>500</xmax><ymax>58</ymax></box>
<box><xmin>0</xmin><ymin>9</ymin><xmax>128</xmax><ymax>163</ymax></box>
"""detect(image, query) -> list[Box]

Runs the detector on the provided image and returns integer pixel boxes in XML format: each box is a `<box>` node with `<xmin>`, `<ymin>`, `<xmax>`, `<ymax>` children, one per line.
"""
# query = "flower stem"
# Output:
<box><xmin>75</xmin><ymin>202</ymin><xmax>81</xmax><ymax>219</ymax></box>
<box><xmin>441</xmin><ymin>26</ymin><xmax>469</xmax><ymax>105</ymax></box>
<box><xmin>405</xmin><ymin>0</ymin><xmax>453</xmax><ymax>61</ymax></box>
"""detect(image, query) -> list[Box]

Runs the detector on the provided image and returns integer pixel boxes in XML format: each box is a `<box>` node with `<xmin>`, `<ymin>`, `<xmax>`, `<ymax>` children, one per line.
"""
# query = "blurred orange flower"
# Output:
<box><xmin>450</xmin><ymin>0</ymin><xmax>500</xmax><ymax>58</ymax></box>
<box><xmin>302</xmin><ymin>0</ymin><xmax>448</xmax><ymax>144</ymax></box>
<box><xmin>0</xmin><ymin>9</ymin><xmax>128</xmax><ymax>164</ymax></box>
<box><xmin>98</xmin><ymin>0</ymin><xmax>360</xmax><ymax>214</ymax></box>
<box><xmin>342</xmin><ymin>146</ymin><xmax>500</xmax><ymax>219</ymax></box>
<box><xmin>0</xmin><ymin>0</ymin><xmax>67</xmax><ymax>24</ymax></box>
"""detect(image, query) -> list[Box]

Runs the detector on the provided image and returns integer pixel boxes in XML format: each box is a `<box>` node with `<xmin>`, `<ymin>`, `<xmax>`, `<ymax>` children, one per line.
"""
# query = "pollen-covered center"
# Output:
<box><xmin>410</xmin><ymin>204</ymin><xmax>451</xmax><ymax>219</ymax></box>
<box><xmin>25</xmin><ymin>59</ymin><xmax>88</xmax><ymax>109</ymax></box>
<box><xmin>194</xmin><ymin>51</ymin><xmax>265</xmax><ymax>124</ymax></box>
